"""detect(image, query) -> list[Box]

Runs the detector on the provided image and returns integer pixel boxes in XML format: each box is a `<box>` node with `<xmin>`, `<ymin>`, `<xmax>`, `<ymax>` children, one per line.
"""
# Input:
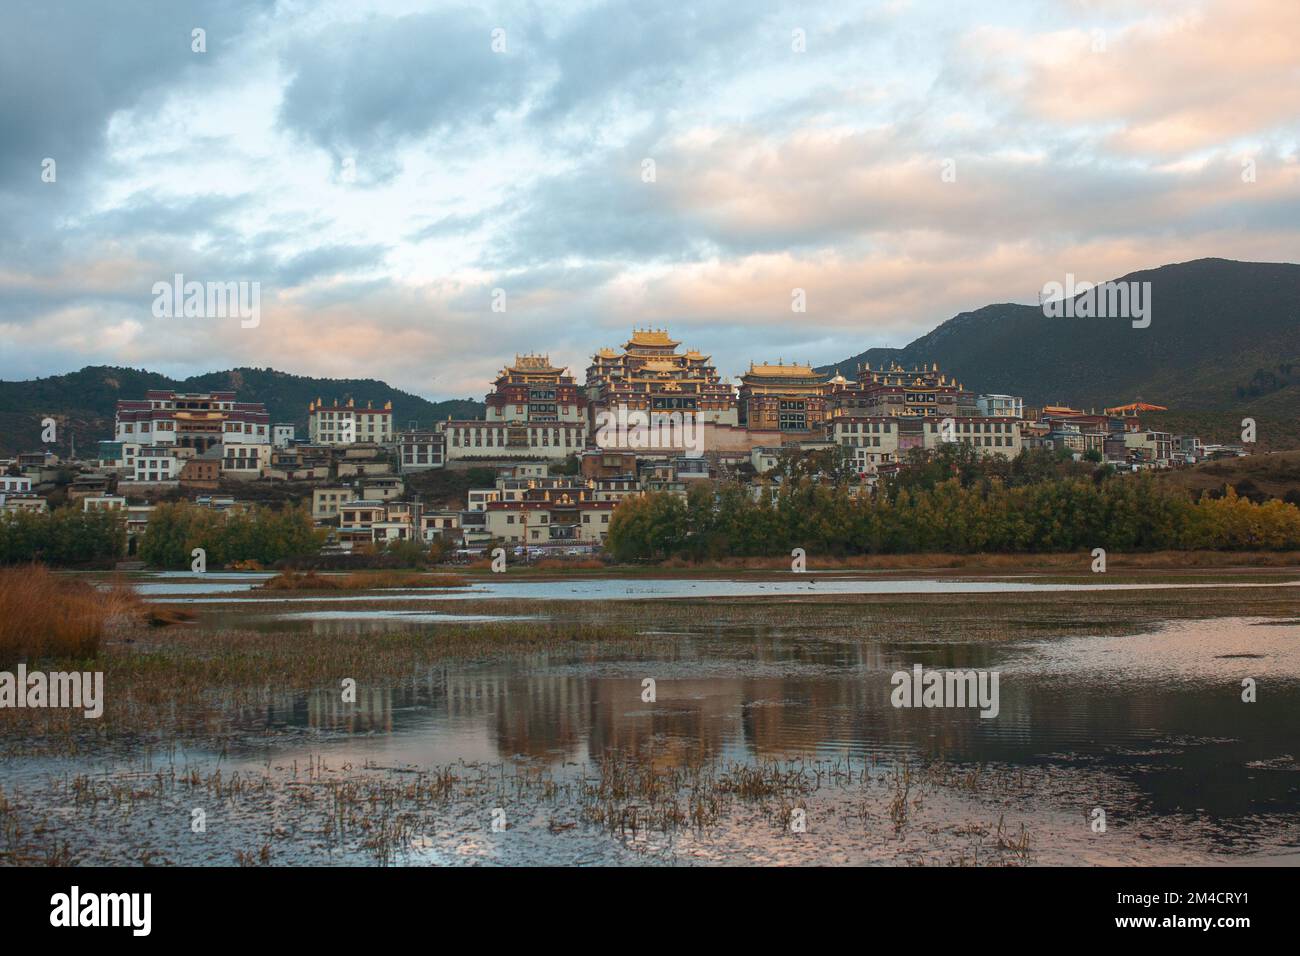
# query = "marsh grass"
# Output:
<box><xmin>1</xmin><ymin>752</ymin><xmax>1044</xmax><ymax>865</ymax></box>
<box><xmin>260</xmin><ymin>570</ymin><xmax>469</xmax><ymax>591</ymax></box>
<box><xmin>7</xmin><ymin>575</ymin><xmax>1294</xmax><ymax>752</ymax></box>
<box><xmin>656</xmin><ymin>550</ymin><xmax>1300</xmax><ymax>572</ymax></box>
<box><xmin>531</xmin><ymin>559</ymin><xmax>606</xmax><ymax>571</ymax></box>
<box><xmin>0</xmin><ymin>565</ymin><xmax>142</xmax><ymax>665</ymax></box>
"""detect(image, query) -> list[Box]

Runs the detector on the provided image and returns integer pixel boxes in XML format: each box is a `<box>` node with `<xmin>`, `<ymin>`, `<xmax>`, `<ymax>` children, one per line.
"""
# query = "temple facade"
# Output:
<box><xmin>114</xmin><ymin>390</ymin><xmax>269</xmax><ymax>452</ymax></box>
<box><xmin>485</xmin><ymin>354</ymin><xmax>587</xmax><ymax>425</ymax></box>
<box><xmin>829</xmin><ymin>361</ymin><xmax>965</xmax><ymax>419</ymax></box>
<box><xmin>736</xmin><ymin>362</ymin><xmax>835</xmax><ymax>432</ymax></box>
<box><xmin>585</xmin><ymin>328</ymin><xmax>738</xmax><ymax>425</ymax></box>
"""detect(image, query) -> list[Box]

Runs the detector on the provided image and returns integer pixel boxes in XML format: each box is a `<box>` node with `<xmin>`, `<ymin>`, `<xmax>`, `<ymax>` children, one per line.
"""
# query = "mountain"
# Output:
<box><xmin>0</xmin><ymin>366</ymin><xmax>483</xmax><ymax>457</ymax></box>
<box><xmin>819</xmin><ymin>258</ymin><xmax>1300</xmax><ymax>415</ymax></box>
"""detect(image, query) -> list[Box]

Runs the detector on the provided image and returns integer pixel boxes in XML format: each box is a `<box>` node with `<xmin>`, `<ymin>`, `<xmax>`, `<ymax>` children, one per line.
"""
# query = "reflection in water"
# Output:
<box><xmin>7</xmin><ymin>608</ymin><xmax>1298</xmax><ymax>865</ymax></box>
<box><xmin>208</xmin><ymin>619</ymin><xmax>1300</xmax><ymax>832</ymax></box>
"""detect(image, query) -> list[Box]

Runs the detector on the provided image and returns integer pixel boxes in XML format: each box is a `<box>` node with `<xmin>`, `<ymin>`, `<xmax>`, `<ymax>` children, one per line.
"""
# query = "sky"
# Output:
<box><xmin>1</xmin><ymin>0</ymin><xmax>1297</xmax><ymax>401</ymax></box>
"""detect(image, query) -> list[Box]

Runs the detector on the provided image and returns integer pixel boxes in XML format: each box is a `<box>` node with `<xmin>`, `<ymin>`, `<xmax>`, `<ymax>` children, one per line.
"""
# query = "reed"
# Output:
<box><xmin>259</xmin><ymin>570</ymin><xmax>468</xmax><ymax>591</ymax></box>
<box><xmin>0</xmin><ymin>565</ymin><xmax>137</xmax><ymax>664</ymax></box>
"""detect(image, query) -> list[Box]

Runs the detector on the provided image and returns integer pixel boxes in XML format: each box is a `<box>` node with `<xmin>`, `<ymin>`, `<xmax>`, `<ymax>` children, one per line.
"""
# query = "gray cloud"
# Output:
<box><xmin>0</xmin><ymin>1</ymin><xmax>271</xmax><ymax>190</ymax></box>
<box><xmin>277</xmin><ymin>9</ymin><xmax>539</xmax><ymax>181</ymax></box>
<box><xmin>0</xmin><ymin>0</ymin><xmax>1297</xmax><ymax>399</ymax></box>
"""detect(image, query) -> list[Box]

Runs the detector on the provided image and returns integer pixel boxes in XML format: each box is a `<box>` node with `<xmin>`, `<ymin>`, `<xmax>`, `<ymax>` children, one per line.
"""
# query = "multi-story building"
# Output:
<box><xmin>67</xmin><ymin>476</ymin><xmax>111</xmax><ymax>503</ymax></box>
<box><xmin>308</xmin><ymin>398</ymin><xmax>394</xmax><ymax>446</ymax></box>
<box><xmin>419</xmin><ymin>510</ymin><xmax>461</xmax><ymax>542</ymax></box>
<box><xmin>338</xmin><ymin>500</ymin><xmax>387</xmax><ymax>544</ymax></box>
<box><xmin>272</xmin><ymin>424</ymin><xmax>296</xmax><ymax>448</ymax></box>
<box><xmin>312</xmin><ymin>486</ymin><xmax>356</xmax><ymax>521</ymax></box>
<box><xmin>221</xmin><ymin>442</ymin><xmax>271</xmax><ymax>480</ymax></box>
<box><xmin>589</xmin><ymin>477</ymin><xmax>640</xmax><ymax>502</ymax></box>
<box><xmin>397</xmin><ymin>431</ymin><xmax>445</xmax><ymax>472</ymax></box>
<box><xmin>922</xmin><ymin>417</ymin><xmax>1023</xmax><ymax>458</ymax></box>
<box><xmin>580</xmin><ymin>450</ymin><xmax>638</xmax><ymax>479</ymax></box>
<box><xmin>440</xmin><ymin>420</ymin><xmax>587</xmax><ymax>461</ymax></box>
<box><xmin>976</xmin><ymin>394</ymin><xmax>1024</xmax><ymax>419</ymax></box>
<box><xmin>1047</xmin><ymin>421</ymin><xmax>1086</xmax><ymax>454</ymax></box>
<box><xmin>737</xmin><ymin>362</ymin><xmax>833</xmax><ymax>432</ymax></box>
<box><xmin>840</xmin><ymin>362</ymin><xmax>964</xmax><ymax>420</ymax></box>
<box><xmin>485</xmin><ymin>501</ymin><xmax>553</xmax><ymax>544</ymax></box>
<box><xmin>132</xmin><ymin>446</ymin><xmax>181</xmax><ymax>484</ymax></box>
<box><xmin>97</xmin><ymin>441</ymin><xmax>141</xmax><ymax>475</ymax></box>
<box><xmin>483</xmin><ymin>499</ymin><xmax>619</xmax><ymax>547</ymax></box>
<box><xmin>361</xmin><ymin>476</ymin><xmax>404</xmax><ymax>501</ymax></box>
<box><xmin>180</xmin><ymin>448</ymin><xmax>222</xmax><ymax>488</ymax></box>
<box><xmin>830</xmin><ymin>417</ymin><xmax>903</xmax><ymax>470</ymax></box>
<box><xmin>114</xmin><ymin>391</ymin><xmax>269</xmax><ymax>452</ymax></box>
<box><xmin>0</xmin><ymin>474</ymin><xmax>33</xmax><ymax>503</ymax></box>
<box><xmin>577</xmin><ymin>501</ymin><xmax>619</xmax><ymax>543</ymax></box>
<box><xmin>495</xmin><ymin>475</ymin><xmax>589</xmax><ymax>504</ymax></box>
<box><xmin>486</xmin><ymin>354</ymin><xmax>588</xmax><ymax>425</ymax></box>
<box><xmin>585</xmin><ymin>328</ymin><xmax>738</xmax><ymax>425</ymax></box>
<box><xmin>467</xmin><ymin>488</ymin><xmax>502</xmax><ymax>511</ymax></box>
<box><xmin>83</xmin><ymin>495</ymin><xmax>126</xmax><ymax>512</ymax></box>
<box><xmin>1175</xmin><ymin>434</ymin><xmax>1206</xmax><ymax>462</ymax></box>
<box><xmin>1125</xmin><ymin>430</ymin><xmax>1174</xmax><ymax>465</ymax></box>
<box><xmin>2</xmin><ymin>494</ymin><xmax>48</xmax><ymax>514</ymax></box>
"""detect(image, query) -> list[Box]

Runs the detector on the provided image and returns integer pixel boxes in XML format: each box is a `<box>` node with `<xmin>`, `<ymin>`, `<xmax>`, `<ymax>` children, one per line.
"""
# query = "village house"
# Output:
<box><xmin>0</xmin><ymin>474</ymin><xmax>34</xmax><ymax>504</ymax></box>
<box><xmin>67</xmin><ymin>475</ymin><xmax>111</xmax><ymax>503</ymax></box>
<box><xmin>180</xmin><ymin>447</ymin><xmax>222</xmax><ymax>489</ymax></box>
<box><xmin>131</xmin><ymin>446</ymin><xmax>181</xmax><ymax>485</ymax></box>
<box><xmin>1124</xmin><ymin>430</ymin><xmax>1174</xmax><ymax>465</ymax></box>
<box><xmin>312</xmin><ymin>486</ymin><xmax>356</xmax><ymax>521</ymax></box>
<box><xmin>3</xmin><ymin>494</ymin><xmax>49</xmax><ymax>514</ymax></box>
<box><xmin>361</xmin><ymin>476</ymin><xmax>405</xmax><ymax>501</ymax></box>
<box><xmin>337</xmin><ymin>500</ymin><xmax>387</xmax><ymax>545</ymax></box>
<box><xmin>308</xmin><ymin>398</ymin><xmax>394</xmax><ymax>446</ymax></box>
<box><xmin>398</xmin><ymin>431</ymin><xmax>445</xmax><ymax>472</ymax></box>
<box><xmin>221</xmin><ymin>442</ymin><xmax>271</xmax><ymax>480</ymax></box>
<box><xmin>83</xmin><ymin>494</ymin><xmax>126</xmax><ymax>512</ymax></box>
<box><xmin>419</xmin><ymin>510</ymin><xmax>461</xmax><ymax>542</ymax></box>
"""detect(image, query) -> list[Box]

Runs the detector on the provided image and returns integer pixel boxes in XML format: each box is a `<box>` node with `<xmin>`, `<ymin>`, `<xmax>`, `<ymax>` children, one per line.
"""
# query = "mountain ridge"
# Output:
<box><xmin>0</xmin><ymin>366</ymin><xmax>483</xmax><ymax>457</ymax></box>
<box><xmin>818</xmin><ymin>257</ymin><xmax>1300</xmax><ymax>414</ymax></box>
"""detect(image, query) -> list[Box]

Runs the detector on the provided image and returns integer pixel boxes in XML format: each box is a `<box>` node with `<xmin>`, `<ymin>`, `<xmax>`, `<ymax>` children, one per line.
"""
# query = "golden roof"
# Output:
<box><xmin>1105</xmin><ymin>401</ymin><xmax>1167</xmax><ymax>415</ymax></box>
<box><xmin>626</xmin><ymin>328</ymin><xmax>679</xmax><ymax>348</ymax></box>
<box><xmin>512</xmin><ymin>353</ymin><xmax>559</xmax><ymax>369</ymax></box>
<box><xmin>746</xmin><ymin>362</ymin><xmax>818</xmax><ymax>378</ymax></box>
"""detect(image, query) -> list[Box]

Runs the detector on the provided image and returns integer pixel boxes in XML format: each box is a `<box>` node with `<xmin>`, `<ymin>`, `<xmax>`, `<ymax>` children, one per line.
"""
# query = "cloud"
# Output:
<box><xmin>960</xmin><ymin>0</ymin><xmax>1300</xmax><ymax>156</ymax></box>
<box><xmin>276</xmin><ymin>8</ymin><xmax>539</xmax><ymax>181</ymax></box>
<box><xmin>0</xmin><ymin>0</ymin><xmax>1298</xmax><ymax>399</ymax></box>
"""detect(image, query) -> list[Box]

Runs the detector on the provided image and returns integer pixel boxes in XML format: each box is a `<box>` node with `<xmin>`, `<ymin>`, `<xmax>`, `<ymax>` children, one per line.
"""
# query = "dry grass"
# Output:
<box><xmin>0</xmin><ymin>565</ymin><xmax>140</xmax><ymax>664</ymax></box>
<box><xmin>260</xmin><ymin>570</ymin><xmax>468</xmax><ymax>591</ymax></box>
<box><xmin>532</xmin><ymin>558</ymin><xmax>606</xmax><ymax>571</ymax></box>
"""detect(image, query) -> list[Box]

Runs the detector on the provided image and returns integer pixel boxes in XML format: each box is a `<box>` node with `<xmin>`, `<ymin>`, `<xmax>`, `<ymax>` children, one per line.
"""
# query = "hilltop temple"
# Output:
<box><xmin>584</xmin><ymin>328</ymin><xmax>738</xmax><ymax>425</ymax></box>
